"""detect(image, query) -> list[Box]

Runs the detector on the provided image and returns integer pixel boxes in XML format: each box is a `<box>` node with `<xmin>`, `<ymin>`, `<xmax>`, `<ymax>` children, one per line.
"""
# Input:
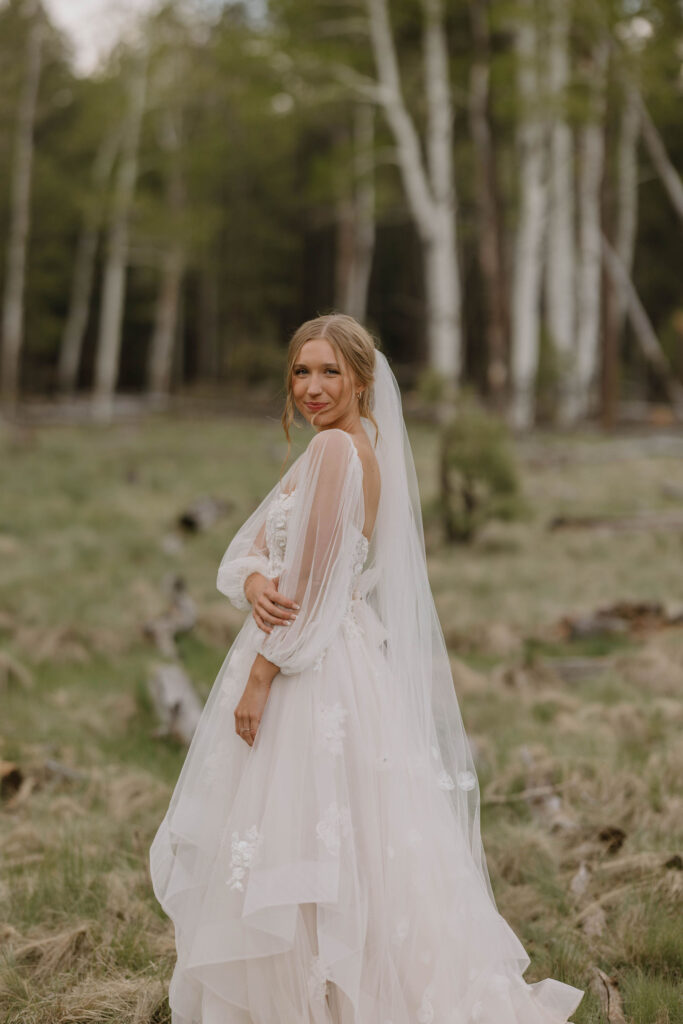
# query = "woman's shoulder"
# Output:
<box><xmin>306</xmin><ymin>428</ymin><xmax>358</xmax><ymax>461</ymax></box>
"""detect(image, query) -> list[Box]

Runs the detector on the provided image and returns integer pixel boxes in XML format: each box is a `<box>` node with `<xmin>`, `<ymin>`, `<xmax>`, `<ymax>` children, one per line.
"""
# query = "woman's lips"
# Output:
<box><xmin>306</xmin><ymin>403</ymin><xmax>328</xmax><ymax>410</ymax></box>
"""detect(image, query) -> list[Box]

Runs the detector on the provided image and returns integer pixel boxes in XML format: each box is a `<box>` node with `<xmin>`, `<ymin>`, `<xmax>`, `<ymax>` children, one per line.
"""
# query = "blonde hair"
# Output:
<box><xmin>280</xmin><ymin>313</ymin><xmax>380</xmax><ymax>471</ymax></box>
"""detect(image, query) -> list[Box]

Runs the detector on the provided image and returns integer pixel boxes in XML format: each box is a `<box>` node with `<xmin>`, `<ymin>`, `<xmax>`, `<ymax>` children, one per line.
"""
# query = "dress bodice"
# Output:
<box><xmin>265</xmin><ymin>488</ymin><xmax>369</xmax><ymax>586</ymax></box>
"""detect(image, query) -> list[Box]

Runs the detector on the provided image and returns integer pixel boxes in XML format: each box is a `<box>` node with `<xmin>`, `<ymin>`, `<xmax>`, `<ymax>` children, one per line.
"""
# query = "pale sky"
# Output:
<box><xmin>42</xmin><ymin>1</ymin><xmax>262</xmax><ymax>74</ymax></box>
<box><xmin>43</xmin><ymin>0</ymin><xmax>161</xmax><ymax>74</ymax></box>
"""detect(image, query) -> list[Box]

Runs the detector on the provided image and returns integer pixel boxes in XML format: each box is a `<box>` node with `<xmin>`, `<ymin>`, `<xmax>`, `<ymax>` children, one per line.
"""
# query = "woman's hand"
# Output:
<box><xmin>245</xmin><ymin>572</ymin><xmax>299</xmax><ymax>635</ymax></box>
<box><xmin>234</xmin><ymin>672</ymin><xmax>272</xmax><ymax>747</ymax></box>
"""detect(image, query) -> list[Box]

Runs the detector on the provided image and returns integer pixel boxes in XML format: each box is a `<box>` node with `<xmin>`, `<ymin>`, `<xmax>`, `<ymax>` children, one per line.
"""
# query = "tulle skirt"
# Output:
<box><xmin>150</xmin><ymin>597</ymin><xmax>584</xmax><ymax>1023</ymax></box>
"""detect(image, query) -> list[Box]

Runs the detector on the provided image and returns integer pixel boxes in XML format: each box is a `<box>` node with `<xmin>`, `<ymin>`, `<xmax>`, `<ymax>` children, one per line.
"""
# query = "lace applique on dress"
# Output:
<box><xmin>317</xmin><ymin>702</ymin><xmax>348</xmax><ymax>755</ymax></box>
<box><xmin>227</xmin><ymin>825</ymin><xmax>262</xmax><ymax>891</ymax></box>
<box><xmin>456</xmin><ymin>770</ymin><xmax>476</xmax><ymax>791</ymax></box>
<box><xmin>315</xmin><ymin>802</ymin><xmax>352</xmax><ymax>855</ymax></box>
<box><xmin>417</xmin><ymin>985</ymin><xmax>435</xmax><ymax>1024</ymax></box>
<box><xmin>342</xmin><ymin>531</ymin><xmax>370</xmax><ymax>639</ymax></box>
<box><xmin>265</xmin><ymin>490</ymin><xmax>297</xmax><ymax>576</ymax></box>
<box><xmin>307</xmin><ymin>955</ymin><xmax>328</xmax><ymax>1004</ymax></box>
<box><xmin>352</xmin><ymin>532</ymin><xmax>369</xmax><ymax>578</ymax></box>
<box><xmin>436</xmin><ymin>770</ymin><xmax>455</xmax><ymax>791</ymax></box>
<box><xmin>313</xmin><ymin>648</ymin><xmax>326</xmax><ymax>671</ymax></box>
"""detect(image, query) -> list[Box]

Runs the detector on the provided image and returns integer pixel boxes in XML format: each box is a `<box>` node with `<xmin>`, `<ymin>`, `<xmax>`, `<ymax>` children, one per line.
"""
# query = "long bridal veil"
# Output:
<box><xmin>359</xmin><ymin>350</ymin><xmax>495</xmax><ymax>905</ymax></box>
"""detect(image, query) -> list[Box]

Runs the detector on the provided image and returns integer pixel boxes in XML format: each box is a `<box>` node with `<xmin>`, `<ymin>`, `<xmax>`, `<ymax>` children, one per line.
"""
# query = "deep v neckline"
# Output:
<box><xmin>344</xmin><ymin>433</ymin><xmax>376</xmax><ymax>546</ymax></box>
<box><xmin>279</xmin><ymin>431</ymin><xmax>376</xmax><ymax>544</ymax></box>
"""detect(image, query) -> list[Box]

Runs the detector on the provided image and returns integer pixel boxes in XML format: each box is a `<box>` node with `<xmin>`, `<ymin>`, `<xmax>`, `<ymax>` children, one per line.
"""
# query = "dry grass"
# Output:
<box><xmin>1</xmin><ymin>417</ymin><xmax>682</xmax><ymax>1023</ymax></box>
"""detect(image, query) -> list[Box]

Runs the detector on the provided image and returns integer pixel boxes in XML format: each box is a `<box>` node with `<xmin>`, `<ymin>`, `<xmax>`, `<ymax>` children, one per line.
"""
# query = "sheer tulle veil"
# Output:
<box><xmin>363</xmin><ymin>349</ymin><xmax>495</xmax><ymax>905</ymax></box>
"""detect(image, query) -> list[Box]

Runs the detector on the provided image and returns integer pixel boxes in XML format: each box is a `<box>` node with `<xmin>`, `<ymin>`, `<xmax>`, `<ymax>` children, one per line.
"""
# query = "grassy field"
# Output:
<box><xmin>1</xmin><ymin>415</ymin><xmax>682</xmax><ymax>1023</ymax></box>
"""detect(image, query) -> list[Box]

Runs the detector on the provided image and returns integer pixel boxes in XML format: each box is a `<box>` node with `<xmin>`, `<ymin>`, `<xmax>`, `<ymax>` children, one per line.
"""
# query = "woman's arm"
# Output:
<box><xmin>251</xmin><ymin>429</ymin><xmax>364</xmax><ymax>676</ymax></box>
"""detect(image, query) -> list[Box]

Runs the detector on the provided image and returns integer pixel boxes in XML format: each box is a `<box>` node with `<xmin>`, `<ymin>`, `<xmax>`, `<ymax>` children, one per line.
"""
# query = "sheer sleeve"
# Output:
<box><xmin>216</xmin><ymin>461</ymin><xmax>299</xmax><ymax>612</ymax></box>
<box><xmin>216</xmin><ymin>524</ymin><xmax>271</xmax><ymax>611</ymax></box>
<box><xmin>253</xmin><ymin>428</ymin><xmax>365</xmax><ymax>676</ymax></box>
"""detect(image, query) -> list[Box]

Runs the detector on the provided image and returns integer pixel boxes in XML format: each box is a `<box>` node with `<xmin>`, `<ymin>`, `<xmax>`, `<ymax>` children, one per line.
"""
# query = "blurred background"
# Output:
<box><xmin>1</xmin><ymin>2</ymin><xmax>682</xmax><ymax>1022</ymax></box>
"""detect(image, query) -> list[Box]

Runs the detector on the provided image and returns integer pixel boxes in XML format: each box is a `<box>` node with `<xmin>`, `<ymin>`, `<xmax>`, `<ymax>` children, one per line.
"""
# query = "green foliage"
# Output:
<box><xmin>226</xmin><ymin>340</ymin><xmax>286</xmax><ymax>386</ymax></box>
<box><xmin>437</xmin><ymin>393</ymin><xmax>525</xmax><ymax>543</ymax></box>
<box><xmin>416</xmin><ymin>365</ymin><xmax>449</xmax><ymax>406</ymax></box>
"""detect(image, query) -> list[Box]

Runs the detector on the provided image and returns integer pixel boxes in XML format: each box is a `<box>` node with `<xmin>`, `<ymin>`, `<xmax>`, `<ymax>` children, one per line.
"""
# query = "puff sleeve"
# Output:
<box><xmin>252</xmin><ymin>428</ymin><xmax>365</xmax><ymax>676</ymax></box>
<box><xmin>217</xmin><ymin>473</ymin><xmax>288</xmax><ymax>612</ymax></box>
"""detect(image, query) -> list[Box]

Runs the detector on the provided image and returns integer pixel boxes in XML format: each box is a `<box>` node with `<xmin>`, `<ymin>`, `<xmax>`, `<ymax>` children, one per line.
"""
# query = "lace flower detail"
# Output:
<box><xmin>316</xmin><ymin>802</ymin><xmax>352</xmax><ymax>855</ymax></box>
<box><xmin>313</xmin><ymin>648</ymin><xmax>327</xmax><ymax>672</ymax></box>
<box><xmin>457</xmin><ymin>770</ymin><xmax>476</xmax><ymax>791</ymax></box>
<box><xmin>352</xmin><ymin>534</ymin><xmax>368</xmax><ymax>577</ymax></box>
<box><xmin>436</xmin><ymin>770</ymin><xmax>455</xmax><ymax>790</ymax></box>
<box><xmin>307</xmin><ymin>955</ymin><xmax>328</xmax><ymax>1003</ymax></box>
<box><xmin>417</xmin><ymin>985</ymin><xmax>435</xmax><ymax>1024</ymax></box>
<box><xmin>265</xmin><ymin>490</ymin><xmax>296</xmax><ymax>576</ymax></box>
<box><xmin>317</xmin><ymin>702</ymin><xmax>348</xmax><ymax>755</ymax></box>
<box><xmin>342</xmin><ymin>607</ymin><xmax>364</xmax><ymax>639</ymax></box>
<box><xmin>227</xmin><ymin>825</ymin><xmax>262</xmax><ymax>891</ymax></box>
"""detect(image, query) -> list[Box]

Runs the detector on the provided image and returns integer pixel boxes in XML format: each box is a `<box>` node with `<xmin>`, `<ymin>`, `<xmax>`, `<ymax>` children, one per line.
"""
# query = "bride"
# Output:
<box><xmin>150</xmin><ymin>314</ymin><xmax>584</xmax><ymax>1024</ymax></box>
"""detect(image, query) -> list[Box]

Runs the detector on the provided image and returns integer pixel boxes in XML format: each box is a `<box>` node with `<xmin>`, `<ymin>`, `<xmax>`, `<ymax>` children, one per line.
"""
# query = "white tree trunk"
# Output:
<box><xmin>638</xmin><ymin>92</ymin><xmax>683</xmax><ymax>227</ymax></box>
<box><xmin>148</xmin><ymin>246</ymin><xmax>184</xmax><ymax>400</ymax></box>
<box><xmin>510</xmin><ymin>7</ymin><xmax>547</xmax><ymax>430</ymax></box>
<box><xmin>148</xmin><ymin>109</ymin><xmax>185</xmax><ymax>400</ymax></box>
<box><xmin>544</xmin><ymin>0</ymin><xmax>575</xmax><ymax>424</ymax></box>
<box><xmin>58</xmin><ymin>126</ymin><xmax>121</xmax><ymax>394</ymax></box>
<box><xmin>366</xmin><ymin>0</ymin><xmax>462</xmax><ymax>384</ymax></box>
<box><xmin>92</xmin><ymin>55</ymin><xmax>147</xmax><ymax>423</ymax></box>
<box><xmin>1</xmin><ymin>12</ymin><xmax>42</xmax><ymax>410</ymax></box>
<box><xmin>573</xmin><ymin>39</ymin><xmax>609</xmax><ymax>422</ymax></box>
<box><xmin>345</xmin><ymin>103</ymin><xmax>376</xmax><ymax>322</ymax></box>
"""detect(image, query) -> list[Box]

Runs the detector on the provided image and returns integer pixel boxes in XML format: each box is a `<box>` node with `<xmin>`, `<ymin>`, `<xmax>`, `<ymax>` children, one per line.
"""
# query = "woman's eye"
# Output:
<box><xmin>294</xmin><ymin>369</ymin><xmax>339</xmax><ymax>375</ymax></box>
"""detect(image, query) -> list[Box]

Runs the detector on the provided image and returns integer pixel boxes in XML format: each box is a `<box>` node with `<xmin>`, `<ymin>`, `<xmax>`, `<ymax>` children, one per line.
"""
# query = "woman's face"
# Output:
<box><xmin>291</xmin><ymin>338</ymin><xmax>361</xmax><ymax>430</ymax></box>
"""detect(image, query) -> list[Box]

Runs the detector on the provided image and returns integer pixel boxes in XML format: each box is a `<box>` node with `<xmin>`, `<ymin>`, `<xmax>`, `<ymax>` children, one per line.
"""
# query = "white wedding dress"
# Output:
<box><xmin>150</xmin><ymin>426</ymin><xmax>584</xmax><ymax>1024</ymax></box>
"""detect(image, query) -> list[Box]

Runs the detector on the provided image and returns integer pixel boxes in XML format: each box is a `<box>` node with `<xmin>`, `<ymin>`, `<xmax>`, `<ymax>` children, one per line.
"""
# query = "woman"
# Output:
<box><xmin>150</xmin><ymin>314</ymin><xmax>584</xmax><ymax>1024</ymax></box>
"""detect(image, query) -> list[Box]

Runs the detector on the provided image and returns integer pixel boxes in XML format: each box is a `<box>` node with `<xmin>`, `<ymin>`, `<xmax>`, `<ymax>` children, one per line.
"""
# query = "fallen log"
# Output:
<box><xmin>590</xmin><ymin>966</ymin><xmax>628</xmax><ymax>1023</ymax></box>
<box><xmin>143</xmin><ymin>576</ymin><xmax>197</xmax><ymax>657</ymax></box>
<box><xmin>0</xmin><ymin>761</ymin><xmax>23</xmax><ymax>800</ymax></box>
<box><xmin>178</xmin><ymin>497</ymin><xmax>231</xmax><ymax>534</ymax></box>
<box><xmin>549</xmin><ymin>510</ymin><xmax>683</xmax><ymax>532</ymax></box>
<box><xmin>557</xmin><ymin>601</ymin><xmax>683</xmax><ymax>641</ymax></box>
<box><xmin>148</xmin><ymin>662</ymin><xmax>202</xmax><ymax>745</ymax></box>
<box><xmin>539</xmin><ymin>656</ymin><xmax>612</xmax><ymax>683</ymax></box>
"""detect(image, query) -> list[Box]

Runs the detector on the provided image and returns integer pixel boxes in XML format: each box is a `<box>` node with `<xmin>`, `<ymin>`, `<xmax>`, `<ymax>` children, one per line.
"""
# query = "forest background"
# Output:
<box><xmin>0</xmin><ymin>0</ymin><xmax>682</xmax><ymax>423</ymax></box>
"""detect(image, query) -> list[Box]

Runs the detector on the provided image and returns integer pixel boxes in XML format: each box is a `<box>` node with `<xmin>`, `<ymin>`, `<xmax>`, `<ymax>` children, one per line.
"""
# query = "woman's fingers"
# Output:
<box><xmin>270</xmin><ymin>578</ymin><xmax>300</xmax><ymax>615</ymax></box>
<box><xmin>253</xmin><ymin>594</ymin><xmax>298</xmax><ymax>631</ymax></box>
<box><xmin>253</xmin><ymin>610</ymin><xmax>272</xmax><ymax>634</ymax></box>
<box><xmin>265</xmin><ymin>588</ymin><xmax>298</xmax><ymax>621</ymax></box>
<box><xmin>235</xmin><ymin>712</ymin><xmax>258</xmax><ymax>746</ymax></box>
